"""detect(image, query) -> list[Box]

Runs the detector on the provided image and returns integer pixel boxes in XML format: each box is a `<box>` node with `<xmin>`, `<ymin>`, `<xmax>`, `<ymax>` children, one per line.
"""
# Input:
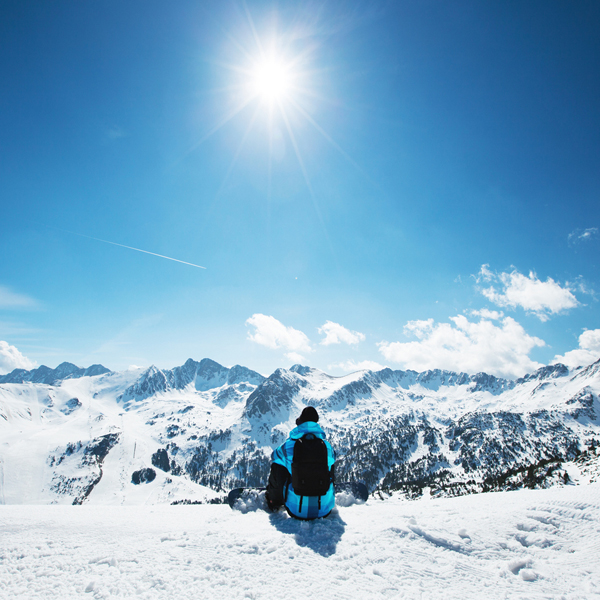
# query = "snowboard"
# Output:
<box><xmin>227</xmin><ymin>481</ymin><xmax>368</xmax><ymax>509</ymax></box>
<box><xmin>227</xmin><ymin>487</ymin><xmax>266</xmax><ymax>509</ymax></box>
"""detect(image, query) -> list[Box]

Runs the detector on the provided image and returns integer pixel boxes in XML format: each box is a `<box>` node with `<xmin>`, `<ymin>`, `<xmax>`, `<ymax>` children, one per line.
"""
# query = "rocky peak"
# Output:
<box><xmin>516</xmin><ymin>363</ymin><xmax>569</xmax><ymax>385</ymax></box>
<box><xmin>289</xmin><ymin>364</ymin><xmax>312</xmax><ymax>376</ymax></box>
<box><xmin>118</xmin><ymin>365</ymin><xmax>168</xmax><ymax>403</ymax></box>
<box><xmin>226</xmin><ymin>365</ymin><xmax>265</xmax><ymax>386</ymax></box>
<box><xmin>243</xmin><ymin>368</ymin><xmax>305</xmax><ymax>421</ymax></box>
<box><xmin>468</xmin><ymin>372</ymin><xmax>514</xmax><ymax>395</ymax></box>
<box><xmin>83</xmin><ymin>364</ymin><xmax>111</xmax><ymax>377</ymax></box>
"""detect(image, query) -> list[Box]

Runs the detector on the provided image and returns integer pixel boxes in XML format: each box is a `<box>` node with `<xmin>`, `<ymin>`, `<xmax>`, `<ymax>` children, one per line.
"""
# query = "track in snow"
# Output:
<box><xmin>1</xmin><ymin>483</ymin><xmax>599</xmax><ymax>599</ymax></box>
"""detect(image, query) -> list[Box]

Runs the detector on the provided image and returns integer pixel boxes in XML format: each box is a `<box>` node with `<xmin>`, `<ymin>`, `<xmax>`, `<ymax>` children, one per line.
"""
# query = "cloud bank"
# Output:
<box><xmin>552</xmin><ymin>329</ymin><xmax>600</xmax><ymax>369</ymax></box>
<box><xmin>476</xmin><ymin>265</ymin><xmax>578</xmax><ymax>321</ymax></box>
<box><xmin>0</xmin><ymin>341</ymin><xmax>36</xmax><ymax>375</ymax></box>
<box><xmin>378</xmin><ymin>314</ymin><xmax>545</xmax><ymax>379</ymax></box>
<box><xmin>318</xmin><ymin>321</ymin><xmax>365</xmax><ymax>346</ymax></box>
<box><xmin>246</xmin><ymin>314</ymin><xmax>311</xmax><ymax>354</ymax></box>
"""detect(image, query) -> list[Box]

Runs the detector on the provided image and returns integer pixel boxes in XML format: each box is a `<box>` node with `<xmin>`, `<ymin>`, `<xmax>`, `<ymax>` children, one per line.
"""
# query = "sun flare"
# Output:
<box><xmin>189</xmin><ymin>9</ymin><xmax>362</xmax><ymax>261</ymax></box>
<box><xmin>251</xmin><ymin>58</ymin><xmax>292</xmax><ymax>103</ymax></box>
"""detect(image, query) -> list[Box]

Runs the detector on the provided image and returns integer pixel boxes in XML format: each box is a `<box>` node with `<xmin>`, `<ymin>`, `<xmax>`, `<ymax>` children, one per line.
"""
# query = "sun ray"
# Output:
<box><xmin>267</xmin><ymin>103</ymin><xmax>273</xmax><ymax>230</ymax></box>
<box><xmin>182</xmin><ymin>94</ymin><xmax>256</xmax><ymax>161</ymax></box>
<box><xmin>196</xmin><ymin>105</ymin><xmax>263</xmax><ymax>237</ymax></box>
<box><xmin>198</xmin><ymin>82</ymin><xmax>251</xmax><ymax>98</ymax></box>
<box><xmin>207</xmin><ymin>58</ymin><xmax>252</xmax><ymax>75</ymax></box>
<box><xmin>277</xmin><ymin>100</ymin><xmax>338</xmax><ymax>266</ymax></box>
<box><xmin>277</xmin><ymin>102</ymin><xmax>316</xmax><ymax>199</ymax></box>
<box><xmin>243</xmin><ymin>1</ymin><xmax>267</xmax><ymax>62</ymax></box>
<box><xmin>224</xmin><ymin>30</ymin><xmax>257</xmax><ymax>65</ymax></box>
<box><xmin>215</xmin><ymin>104</ymin><xmax>261</xmax><ymax>199</ymax></box>
<box><xmin>287</xmin><ymin>97</ymin><xmax>378</xmax><ymax>188</ymax></box>
<box><xmin>284</xmin><ymin>44</ymin><xmax>318</xmax><ymax>73</ymax></box>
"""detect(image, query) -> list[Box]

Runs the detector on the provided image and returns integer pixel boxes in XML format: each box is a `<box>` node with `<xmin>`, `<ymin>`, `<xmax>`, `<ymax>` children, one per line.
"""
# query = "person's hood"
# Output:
<box><xmin>289</xmin><ymin>421</ymin><xmax>326</xmax><ymax>440</ymax></box>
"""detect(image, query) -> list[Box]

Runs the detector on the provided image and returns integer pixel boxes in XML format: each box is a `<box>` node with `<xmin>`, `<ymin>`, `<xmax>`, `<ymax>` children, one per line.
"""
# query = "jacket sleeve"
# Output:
<box><xmin>327</xmin><ymin>440</ymin><xmax>335</xmax><ymax>469</ymax></box>
<box><xmin>272</xmin><ymin>439</ymin><xmax>293</xmax><ymax>471</ymax></box>
<box><xmin>272</xmin><ymin>443</ymin><xmax>285</xmax><ymax>464</ymax></box>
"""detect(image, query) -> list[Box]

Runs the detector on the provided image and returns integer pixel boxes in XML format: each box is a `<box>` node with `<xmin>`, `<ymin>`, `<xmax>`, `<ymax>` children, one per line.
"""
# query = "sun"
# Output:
<box><xmin>251</xmin><ymin>57</ymin><xmax>293</xmax><ymax>104</ymax></box>
<box><xmin>191</xmin><ymin>9</ymin><xmax>363</xmax><ymax>225</ymax></box>
<box><xmin>187</xmin><ymin>9</ymin><xmax>367</xmax><ymax>259</ymax></box>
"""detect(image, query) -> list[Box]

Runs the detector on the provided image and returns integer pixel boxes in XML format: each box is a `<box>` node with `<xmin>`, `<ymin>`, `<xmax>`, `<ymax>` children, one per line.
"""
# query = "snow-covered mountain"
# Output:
<box><xmin>0</xmin><ymin>361</ymin><xmax>111</xmax><ymax>386</ymax></box>
<box><xmin>1</xmin><ymin>356</ymin><xmax>599</xmax><ymax>505</ymax></box>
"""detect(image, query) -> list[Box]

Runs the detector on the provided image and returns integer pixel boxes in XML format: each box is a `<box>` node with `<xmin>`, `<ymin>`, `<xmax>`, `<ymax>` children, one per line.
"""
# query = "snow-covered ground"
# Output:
<box><xmin>2</xmin><ymin>483</ymin><xmax>599</xmax><ymax>599</ymax></box>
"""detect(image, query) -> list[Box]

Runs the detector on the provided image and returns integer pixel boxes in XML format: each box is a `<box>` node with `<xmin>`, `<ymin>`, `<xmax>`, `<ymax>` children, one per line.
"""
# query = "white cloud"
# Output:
<box><xmin>402</xmin><ymin>319</ymin><xmax>434</xmax><ymax>339</ymax></box>
<box><xmin>246</xmin><ymin>314</ymin><xmax>312</xmax><ymax>353</ymax></box>
<box><xmin>0</xmin><ymin>285</ymin><xmax>38</xmax><ymax>309</ymax></box>
<box><xmin>475</xmin><ymin>264</ymin><xmax>494</xmax><ymax>283</ymax></box>
<box><xmin>318</xmin><ymin>321</ymin><xmax>365</xmax><ymax>346</ymax></box>
<box><xmin>551</xmin><ymin>329</ymin><xmax>600</xmax><ymax>369</ymax></box>
<box><xmin>568</xmin><ymin>228</ymin><xmax>598</xmax><ymax>244</ymax></box>
<box><xmin>576</xmin><ymin>280</ymin><xmax>595</xmax><ymax>297</ymax></box>
<box><xmin>285</xmin><ymin>352</ymin><xmax>306</xmax><ymax>363</ymax></box>
<box><xmin>378</xmin><ymin>315</ymin><xmax>545</xmax><ymax>379</ymax></box>
<box><xmin>468</xmin><ymin>308</ymin><xmax>504</xmax><ymax>320</ymax></box>
<box><xmin>476</xmin><ymin>266</ymin><xmax>578</xmax><ymax>321</ymax></box>
<box><xmin>330</xmin><ymin>359</ymin><xmax>385</xmax><ymax>373</ymax></box>
<box><xmin>0</xmin><ymin>341</ymin><xmax>36</xmax><ymax>375</ymax></box>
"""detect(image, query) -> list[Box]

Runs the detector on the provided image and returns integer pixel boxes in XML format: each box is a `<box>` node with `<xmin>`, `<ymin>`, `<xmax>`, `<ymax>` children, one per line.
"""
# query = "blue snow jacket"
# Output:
<box><xmin>272</xmin><ymin>421</ymin><xmax>335</xmax><ymax>519</ymax></box>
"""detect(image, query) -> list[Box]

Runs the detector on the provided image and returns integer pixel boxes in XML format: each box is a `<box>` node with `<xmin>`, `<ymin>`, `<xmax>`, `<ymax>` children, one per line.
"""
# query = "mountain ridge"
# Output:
<box><xmin>0</xmin><ymin>361</ymin><xmax>111</xmax><ymax>386</ymax></box>
<box><xmin>1</xmin><ymin>355</ymin><xmax>599</xmax><ymax>505</ymax></box>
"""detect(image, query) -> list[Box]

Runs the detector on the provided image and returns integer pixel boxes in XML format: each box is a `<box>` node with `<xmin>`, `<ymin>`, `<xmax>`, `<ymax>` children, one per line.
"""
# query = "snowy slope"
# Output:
<box><xmin>1</xmin><ymin>483</ymin><xmax>599</xmax><ymax>599</ymax></box>
<box><xmin>1</xmin><ymin>357</ymin><xmax>599</xmax><ymax>505</ymax></box>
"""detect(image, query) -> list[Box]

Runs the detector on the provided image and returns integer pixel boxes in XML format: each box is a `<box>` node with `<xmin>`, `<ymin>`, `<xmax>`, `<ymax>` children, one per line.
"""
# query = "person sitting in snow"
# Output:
<box><xmin>265</xmin><ymin>406</ymin><xmax>335</xmax><ymax>519</ymax></box>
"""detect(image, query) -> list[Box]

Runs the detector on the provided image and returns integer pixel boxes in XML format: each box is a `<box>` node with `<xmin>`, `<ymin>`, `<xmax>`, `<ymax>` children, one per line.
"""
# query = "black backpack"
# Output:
<box><xmin>291</xmin><ymin>433</ymin><xmax>332</xmax><ymax>497</ymax></box>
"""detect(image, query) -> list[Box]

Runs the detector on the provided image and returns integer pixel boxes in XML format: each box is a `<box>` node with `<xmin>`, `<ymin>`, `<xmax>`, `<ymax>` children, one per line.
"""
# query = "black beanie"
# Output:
<box><xmin>296</xmin><ymin>406</ymin><xmax>319</xmax><ymax>426</ymax></box>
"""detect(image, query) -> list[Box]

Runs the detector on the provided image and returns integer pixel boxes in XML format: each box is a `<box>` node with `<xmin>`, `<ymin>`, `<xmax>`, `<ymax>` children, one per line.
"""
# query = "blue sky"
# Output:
<box><xmin>1</xmin><ymin>0</ymin><xmax>599</xmax><ymax>378</ymax></box>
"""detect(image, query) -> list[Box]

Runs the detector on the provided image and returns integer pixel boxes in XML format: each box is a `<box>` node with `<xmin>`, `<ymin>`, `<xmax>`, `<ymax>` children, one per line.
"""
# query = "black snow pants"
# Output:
<box><xmin>265</xmin><ymin>462</ymin><xmax>290</xmax><ymax>508</ymax></box>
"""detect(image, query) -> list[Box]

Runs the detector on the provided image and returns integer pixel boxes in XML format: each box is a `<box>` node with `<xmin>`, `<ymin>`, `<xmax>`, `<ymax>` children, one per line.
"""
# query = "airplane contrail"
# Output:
<box><xmin>57</xmin><ymin>229</ymin><xmax>207</xmax><ymax>270</ymax></box>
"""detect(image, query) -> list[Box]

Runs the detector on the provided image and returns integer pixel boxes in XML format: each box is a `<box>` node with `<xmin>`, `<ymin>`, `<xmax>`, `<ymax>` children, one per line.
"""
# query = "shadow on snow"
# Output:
<box><xmin>269</xmin><ymin>508</ymin><xmax>346</xmax><ymax>557</ymax></box>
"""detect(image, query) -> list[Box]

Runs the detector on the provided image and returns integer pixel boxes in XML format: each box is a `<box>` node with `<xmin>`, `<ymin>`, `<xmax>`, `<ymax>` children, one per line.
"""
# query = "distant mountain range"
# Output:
<box><xmin>1</xmin><ymin>357</ymin><xmax>598</xmax><ymax>505</ymax></box>
<box><xmin>0</xmin><ymin>362</ymin><xmax>110</xmax><ymax>386</ymax></box>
